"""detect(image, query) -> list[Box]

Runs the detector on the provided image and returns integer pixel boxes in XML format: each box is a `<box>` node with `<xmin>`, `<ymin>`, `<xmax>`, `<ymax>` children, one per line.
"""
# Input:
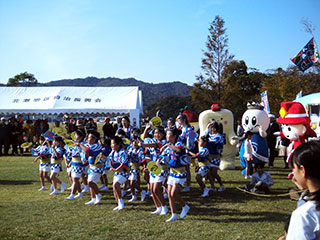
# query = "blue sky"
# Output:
<box><xmin>0</xmin><ymin>0</ymin><xmax>319</xmax><ymax>86</ymax></box>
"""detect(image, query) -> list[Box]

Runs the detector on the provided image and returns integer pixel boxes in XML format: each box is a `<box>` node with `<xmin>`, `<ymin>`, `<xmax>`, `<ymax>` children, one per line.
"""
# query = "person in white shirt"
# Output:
<box><xmin>243</xmin><ymin>131</ymin><xmax>253</xmax><ymax>179</ymax></box>
<box><xmin>279</xmin><ymin>141</ymin><xmax>320</xmax><ymax>240</ymax></box>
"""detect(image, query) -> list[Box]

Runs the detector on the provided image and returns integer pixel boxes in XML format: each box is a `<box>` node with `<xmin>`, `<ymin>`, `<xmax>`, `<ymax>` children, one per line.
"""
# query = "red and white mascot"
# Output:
<box><xmin>277</xmin><ymin>101</ymin><xmax>317</xmax><ymax>166</ymax></box>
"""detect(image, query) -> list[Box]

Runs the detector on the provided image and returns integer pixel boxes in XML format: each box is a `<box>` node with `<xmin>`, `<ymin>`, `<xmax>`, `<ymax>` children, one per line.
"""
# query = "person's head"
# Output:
<box><xmin>55</xmin><ymin>120</ymin><xmax>60</xmax><ymax>127</ymax></box>
<box><xmin>245</xmin><ymin>131</ymin><xmax>253</xmax><ymax>140</ymax></box>
<box><xmin>268</xmin><ymin>114</ymin><xmax>275</xmax><ymax>122</ymax></box>
<box><xmin>111</xmin><ymin>136</ymin><xmax>123</xmax><ymax>151</ymax></box>
<box><xmin>121</xmin><ymin>116</ymin><xmax>130</xmax><ymax>127</ymax></box>
<box><xmin>131</xmin><ymin>135</ymin><xmax>140</xmax><ymax>148</ymax></box>
<box><xmin>132</xmin><ymin>127</ymin><xmax>141</xmax><ymax>137</ymax></box>
<box><xmin>176</xmin><ymin>114</ymin><xmax>189</xmax><ymax>127</ymax></box>
<box><xmin>254</xmin><ymin>162</ymin><xmax>265</xmax><ymax>175</ymax></box>
<box><xmin>116</xmin><ymin>129</ymin><xmax>126</xmax><ymax>138</ymax></box>
<box><xmin>210</xmin><ymin>121</ymin><xmax>219</xmax><ymax>134</ymax></box>
<box><xmin>87</xmin><ymin>131</ymin><xmax>100</xmax><ymax>145</ymax></box>
<box><xmin>199</xmin><ymin>135</ymin><xmax>209</xmax><ymax>147</ymax></box>
<box><xmin>53</xmin><ymin>136</ymin><xmax>64</xmax><ymax>147</ymax></box>
<box><xmin>102</xmin><ymin>137</ymin><xmax>111</xmax><ymax>148</ymax></box>
<box><xmin>104</xmin><ymin>117</ymin><xmax>110</xmax><ymax>123</ymax></box>
<box><xmin>76</xmin><ymin>119</ymin><xmax>85</xmax><ymax>129</ymax></box>
<box><xmin>237</xmin><ymin>120</ymin><xmax>241</xmax><ymax>125</ymax></box>
<box><xmin>291</xmin><ymin>141</ymin><xmax>320</xmax><ymax>209</ymax></box>
<box><xmin>166</xmin><ymin>127</ymin><xmax>180</xmax><ymax>144</ymax></box>
<box><xmin>1</xmin><ymin>117</ymin><xmax>5</xmax><ymax>123</ymax></box>
<box><xmin>39</xmin><ymin>135</ymin><xmax>45</xmax><ymax>145</ymax></box>
<box><xmin>167</xmin><ymin>117</ymin><xmax>175</xmax><ymax>128</ymax></box>
<box><xmin>74</xmin><ymin>129</ymin><xmax>85</xmax><ymax>142</ymax></box>
<box><xmin>154</xmin><ymin>126</ymin><xmax>165</xmax><ymax>141</ymax></box>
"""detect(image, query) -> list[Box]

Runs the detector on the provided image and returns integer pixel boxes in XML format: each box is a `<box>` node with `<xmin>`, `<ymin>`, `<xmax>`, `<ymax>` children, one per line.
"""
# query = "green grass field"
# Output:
<box><xmin>0</xmin><ymin>154</ymin><xmax>297</xmax><ymax>240</ymax></box>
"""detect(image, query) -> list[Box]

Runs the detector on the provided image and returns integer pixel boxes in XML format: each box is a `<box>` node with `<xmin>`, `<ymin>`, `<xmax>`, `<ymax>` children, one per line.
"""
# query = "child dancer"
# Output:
<box><xmin>243</xmin><ymin>131</ymin><xmax>253</xmax><ymax>179</ymax></box>
<box><xmin>108</xmin><ymin>136</ymin><xmax>130</xmax><ymax>211</ymax></box>
<box><xmin>284</xmin><ymin>141</ymin><xmax>320</xmax><ymax>239</ymax></box>
<box><xmin>127</xmin><ymin>136</ymin><xmax>146</xmax><ymax>202</ymax></box>
<box><xmin>188</xmin><ymin>135</ymin><xmax>212</xmax><ymax>197</ymax></box>
<box><xmin>204</xmin><ymin>121</ymin><xmax>225</xmax><ymax>192</ymax></box>
<box><xmin>75</xmin><ymin>131</ymin><xmax>104</xmax><ymax>205</ymax></box>
<box><xmin>49</xmin><ymin>136</ymin><xmax>66</xmax><ymax>195</ymax></box>
<box><xmin>141</xmin><ymin>125</ymin><xmax>169</xmax><ymax>215</ymax></box>
<box><xmin>33</xmin><ymin>136</ymin><xmax>52</xmax><ymax>191</ymax></box>
<box><xmin>161</xmin><ymin>128</ymin><xmax>190</xmax><ymax>222</ymax></box>
<box><xmin>99</xmin><ymin>138</ymin><xmax>111</xmax><ymax>191</ymax></box>
<box><xmin>66</xmin><ymin>129</ymin><xmax>87</xmax><ymax>200</ymax></box>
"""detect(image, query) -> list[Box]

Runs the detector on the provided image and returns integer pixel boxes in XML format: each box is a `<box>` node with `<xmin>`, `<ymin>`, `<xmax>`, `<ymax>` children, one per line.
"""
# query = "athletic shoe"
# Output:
<box><xmin>160</xmin><ymin>206</ymin><xmax>168</xmax><ymax>216</ymax></box>
<box><xmin>66</xmin><ymin>194</ymin><xmax>74</xmax><ymax>200</ymax></box>
<box><xmin>113</xmin><ymin>206</ymin><xmax>119</xmax><ymax>211</ymax></box>
<box><xmin>201</xmin><ymin>187</ymin><xmax>210</xmax><ymax>197</ymax></box>
<box><xmin>50</xmin><ymin>185</ymin><xmax>54</xmax><ymax>191</ymax></box>
<box><xmin>180</xmin><ymin>205</ymin><xmax>190</xmax><ymax>219</ymax></box>
<box><xmin>209</xmin><ymin>187</ymin><xmax>217</xmax><ymax>192</ymax></box>
<box><xmin>181</xmin><ymin>186</ymin><xmax>190</xmax><ymax>193</ymax></box>
<box><xmin>151</xmin><ymin>207</ymin><xmax>162</xmax><ymax>215</ymax></box>
<box><xmin>67</xmin><ymin>186</ymin><xmax>72</xmax><ymax>190</ymax></box>
<box><xmin>82</xmin><ymin>185</ymin><xmax>90</xmax><ymax>193</ymax></box>
<box><xmin>218</xmin><ymin>185</ymin><xmax>226</xmax><ymax>192</ymax></box>
<box><xmin>74</xmin><ymin>192</ymin><xmax>83</xmax><ymax>199</ymax></box>
<box><xmin>166</xmin><ymin>214</ymin><xmax>178</xmax><ymax>222</ymax></box>
<box><xmin>141</xmin><ymin>190</ymin><xmax>146</xmax><ymax>201</ymax></box>
<box><xmin>38</xmin><ymin>186</ymin><xmax>46</xmax><ymax>191</ymax></box>
<box><xmin>118</xmin><ymin>199</ymin><xmax>124</xmax><ymax>210</ymax></box>
<box><xmin>128</xmin><ymin>195</ymin><xmax>137</xmax><ymax>202</ymax></box>
<box><xmin>85</xmin><ymin>198</ymin><xmax>96</xmax><ymax>205</ymax></box>
<box><xmin>245</xmin><ymin>176</ymin><xmax>249</xmax><ymax>179</ymax></box>
<box><xmin>94</xmin><ymin>193</ymin><xmax>102</xmax><ymax>204</ymax></box>
<box><xmin>49</xmin><ymin>189</ymin><xmax>58</xmax><ymax>195</ymax></box>
<box><xmin>60</xmin><ymin>182</ymin><xmax>66</xmax><ymax>193</ymax></box>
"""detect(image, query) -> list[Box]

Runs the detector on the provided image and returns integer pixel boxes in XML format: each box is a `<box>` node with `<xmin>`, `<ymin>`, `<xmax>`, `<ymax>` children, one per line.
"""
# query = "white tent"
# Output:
<box><xmin>0</xmin><ymin>86</ymin><xmax>143</xmax><ymax>127</ymax></box>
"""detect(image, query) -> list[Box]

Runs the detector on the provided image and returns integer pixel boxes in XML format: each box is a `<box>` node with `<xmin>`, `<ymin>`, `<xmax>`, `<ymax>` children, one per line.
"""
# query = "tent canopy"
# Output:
<box><xmin>0</xmin><ymin>86</ymin><xmax>143</xmax><ymax>127</ymax></box>
<box><xmin>295</xmin><ymin>92</ymin><xmax>320</xmax><ymax>106</ymax></box>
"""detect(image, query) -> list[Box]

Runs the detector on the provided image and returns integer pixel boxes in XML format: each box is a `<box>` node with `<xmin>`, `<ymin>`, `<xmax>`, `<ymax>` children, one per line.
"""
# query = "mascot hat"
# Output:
<box><xmin>277</xmin><ymin>101</ymin><xmax>310</xmax><ymax>125</ymax></box>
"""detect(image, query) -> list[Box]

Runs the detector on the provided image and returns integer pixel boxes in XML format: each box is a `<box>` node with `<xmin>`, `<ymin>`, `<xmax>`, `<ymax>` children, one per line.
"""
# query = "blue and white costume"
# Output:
<box><xmin>148</xmin><ymin>138</ymin><xmax>168</xmax><ymax>184</ymax></box>
<box><xmin>101</xmin><ymin>145</ymin><xmax>112</xmax><ymax>175</ymax></box>
<box><xmin>240</xmin><ymin>133</ymin><xmax>269</xmax><ymax>174</ymax></box>
<box><xmin>179</xmin><ymin>126</ymin><xmax>198</xmax><ymax>164</ymax></box>
<box><xmin>50</xmin><ymin>146</ymin><xmax>65</xmax><ymax>173</ymax></box>
<box><xmin>85</xmin><ymin>143</ymin><xmax>104</xmax><ymax>184</ymax></box>
<box><xmin>107</xmin><ymin>147</ymin><xmax>130</xmax><ymax>185</ymax></box>
<box><xmin>64</xmin><ymin>145</ymin><xmax>72</xmax><ymax>174</ymax></box>
<box><xmin>166</xmin><ymin>141</ymin><xmax>188</xmax><ymax>186</ymax></box>
<box><xmin>204</xmin><ymin>130</ymin><xmax>224</xmax><ymax>168</ymax></box>
<box><xmin>127</xmin><ymin>146</ymin><xmax>145</xmax><ymax>181</ymax></box>
<box><xmin>196</xmin><ymin>146</ymin><xmax>211</xmax><ymax>177</ymax></box>
<box><xmin>70</xmin><ymin>141</ymin><xmax>86</xmax><ymax>178</ymax></box>
<box><xmin>35</xmin><ymin>144</ymin><xmax>51</xmax><ymax>172</ymax></box>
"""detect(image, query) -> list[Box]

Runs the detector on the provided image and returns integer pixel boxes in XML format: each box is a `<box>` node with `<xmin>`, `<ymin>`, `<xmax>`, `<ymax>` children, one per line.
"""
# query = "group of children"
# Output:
<box><xmin>32</xmin><ymin>114</ymin><xmax>229</xmax><ymax>222</ymax></box>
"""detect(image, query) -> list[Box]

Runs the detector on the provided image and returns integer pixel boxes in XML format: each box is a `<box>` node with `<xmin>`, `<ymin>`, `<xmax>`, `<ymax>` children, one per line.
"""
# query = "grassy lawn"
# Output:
<box><xmin>0</xmin><ymin>154</ymin><xmax>297</xmax><ymax>240</ymax></box>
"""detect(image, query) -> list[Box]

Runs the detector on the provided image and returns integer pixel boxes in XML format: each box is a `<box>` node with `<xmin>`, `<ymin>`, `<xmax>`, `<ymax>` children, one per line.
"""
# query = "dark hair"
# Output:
<box><xmin>122</xmin><ymin>116</ymin><xmax>130</xmax><ymax>123</ymax></box>
<box><xmin>117</xmin><ymin>129</ymin><xmax>126</xmax><ymax>136</ymax></box>
<box><xmin>254</xmin><ymin>162</ymin><xmax>265</xmax><ymax>169</ymax></box>
<box><xmin>166</xmin><ymin>127</ymin><xmax>180</xmax><ymax>140</ymax></box>
<box><xmin>200</xmin><ymin>135</ymin><xmax>209</xmax><ymax>142</ymax></box>
<box><xmin>39</xmin><ymin>136</ymin><xmax>45</xmax><ymax>142</ymax></box>
<box><xmin>112</xmin><ymin>136</ymin><xmax>123</xmax><ymax>146</ymax></box>
<box><xmin>132</xmin><ymin>127</ymin><xmax>141</xmax><ymax>134</ymax></box>
<box><xmin>291</xmin><ymin>141</ymin><xmax>320</xmax><ymax>210</ymax></box>
<box><xmin>154</xmin><ymin>126</ymin><xmax>165</xmax><ymax>136</ymax></box>
<box><xmin>103</xmin><ymin>137</ymin><xmax>111</xmax><ymax>147</ymax></box>
<box><xmin>87</xmin><ymin>130</ymin><xmax>100</xmax><ymax>142</ymax></box>
<box><xmin>245</xmin><ymin>131</ymin><xmax>253</xmax><ymax>138</ymax></box>
<box><xmin>177</xmin><ymin>114</ymin><xmax>190</xmax><ymax>126</ymax></box>
<box><xmin>53</xmin><ymin>136</ymin><xmax>65</xmax><ymax>147</ymax></box>
<box><xmin>75</xmin><ymin>129</ymin><xmax>85</xmax><ymax>139</ymax></box>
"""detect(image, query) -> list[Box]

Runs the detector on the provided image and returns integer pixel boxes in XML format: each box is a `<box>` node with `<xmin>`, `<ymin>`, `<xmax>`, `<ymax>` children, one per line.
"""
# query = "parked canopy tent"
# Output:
<box><xmin>295</xmin><ymin>92</ymin><xmax>320</xmax><ymax>123</ymax></box>
<box><xmin>0</xmin><ymin>86</ymin><xmax>143</xmax><ymax>127</ymax></box>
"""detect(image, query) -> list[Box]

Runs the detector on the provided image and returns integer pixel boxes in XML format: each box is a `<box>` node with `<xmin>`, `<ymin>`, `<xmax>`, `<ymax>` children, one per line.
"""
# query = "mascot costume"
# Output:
<box><xmin>240</xmin><ymin>102</ymin><xmax>270</xmax><ymax>175</ymax></box>
<box><xmin>277</xmin><ymin>101</ymin><xmax>317</xmax><ymax>165</ymax></box>
<box><xmin>199</xmin><ymin>104</ymin><xmax>238</xmax><ymax>170</ymax></box>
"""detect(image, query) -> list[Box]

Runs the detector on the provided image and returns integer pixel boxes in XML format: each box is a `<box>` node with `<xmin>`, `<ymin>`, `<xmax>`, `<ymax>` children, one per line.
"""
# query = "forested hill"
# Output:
<box><xmin>38</xmin><ymin>77</ymin><xmax>191</xmax><ymax>105</ymax></box>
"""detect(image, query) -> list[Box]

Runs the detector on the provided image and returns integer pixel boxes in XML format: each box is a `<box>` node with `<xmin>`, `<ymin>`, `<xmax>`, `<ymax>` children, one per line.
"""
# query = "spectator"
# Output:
<box><xmin>102</xmin><ymin>117</ymin><xmax>115</xmax><ymax>139</ymax></box>
<box><xmin>36</xmin><ymin>120</ymin><xmax>49</xmax><ymax>141</ymax></box>
<box><xmin>266</xmin><ymin>114</ymin><xmax>280</xmax><ymax>168</ymax></box>
<box><xmin>52</xmin><ymin>120</ymin><xmax>68</xmax><ymax>137</ymax></box>
<box><xmin>86</xmin><ymin>118</ymin><xmax>97</xmax><ymax>132</ymax></box>
<box><xmin>0</xmin><ymin>117</ymin><xmax>9</xmax><ymax>156</ymax></box>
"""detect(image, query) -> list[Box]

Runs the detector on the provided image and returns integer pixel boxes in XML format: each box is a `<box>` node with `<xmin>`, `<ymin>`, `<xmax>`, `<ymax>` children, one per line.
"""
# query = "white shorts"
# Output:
<box><xmin>167</xmin><ymin>176</ymin><xmax>186</xmax><ymax>187</ymax></box>
<box><xmin>67</xmin><ymin>167</ymin><xmax>71</xmax><ymax>173</ymax></box>
<box><xmin>71</xmin><ymin>171</ymin><xmax>82</xmax><ymax>179</ymax></box>
<box><xmin>113</xmin><ymin>175</ymin><xmax>127</xmax><ymax>185</ymax></box>
<box><xmin>50</xmin><ymin>164</ymin><xmax>61</xmax><ymax>174</ymax></box>
<box><xmin>88</xmin><ymin>172</ymin><xmax>101</xmax><ymax>184</ymax></box>
<box><xmin>150</xmin><ymin>174</ymin><xmax>166</xmax><ymax>184</ymax></box>
<box><xmin>39</xmin><ymin>163</ymin><xmax>50</xmax><ymax>172</ymax></box>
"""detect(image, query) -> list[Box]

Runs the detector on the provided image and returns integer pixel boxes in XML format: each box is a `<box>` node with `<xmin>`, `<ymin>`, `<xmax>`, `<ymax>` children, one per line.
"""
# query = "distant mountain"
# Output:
<box><xmin>38</xmin><ymin>77</ymin><xmax>191</xmax><ymax>105</ymax></box>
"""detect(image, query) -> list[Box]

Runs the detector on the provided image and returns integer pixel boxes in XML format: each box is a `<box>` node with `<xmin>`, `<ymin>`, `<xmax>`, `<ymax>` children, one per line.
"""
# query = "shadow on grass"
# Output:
<box><xmin>0</xmin><ymin>179</ymin><xmax>35</xmax><ymax>185</ymax></box>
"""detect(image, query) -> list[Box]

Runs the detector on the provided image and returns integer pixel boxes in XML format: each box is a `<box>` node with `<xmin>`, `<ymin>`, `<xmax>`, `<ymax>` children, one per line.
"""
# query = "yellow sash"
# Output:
<box><xmin>170</xmin><ymin>167</ymin><xmax>186</xmax><ymax>174</ymax></box>
<box><xmin>40</xmin><ymin>158</ymin><xmax>50</xmax><ymax>164</ymax></box>
<box><xmin>72</xmin><ymin>157</ymin><xmax>82</xmax><ymax>163</ymax></box>
<box><xmin>89</xmin><ymin>163</ymin><xmax>104</xmax><ymax>169</ymax></box>
<box><xmin>131</xmin><ymin>162</ymin><xmax>140</xmax><ymax>169</ymax></box>
<box><xmin>198</xmin><ymin>161</ymin><xmax>210</xmax><ymax>167</ymax></box>
<box><xmin>51</xmin><ymin>158</ymin><xmax>62</xmax><ymax>164</ymax></box>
